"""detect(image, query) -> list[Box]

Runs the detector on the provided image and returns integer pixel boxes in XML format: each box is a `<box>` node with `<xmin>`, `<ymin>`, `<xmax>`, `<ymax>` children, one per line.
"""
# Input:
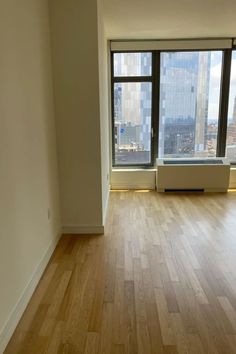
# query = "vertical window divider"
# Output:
<box><xmin>217</xmin><ymin>49</ymin><xmax>232</xmax><ymax>156</ymax></box>
<box><xmin>111</xmin><ymin>52</ymin><xmax>116</xmax><ymax>166</ymax></box>
<box><xmin>152</xmin><ymin>51</ymin><xmax>160</xmax><ymax>165</ymax></box>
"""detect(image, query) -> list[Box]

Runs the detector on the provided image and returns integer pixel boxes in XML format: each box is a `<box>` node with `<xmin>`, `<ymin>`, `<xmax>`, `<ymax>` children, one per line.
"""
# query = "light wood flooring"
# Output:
<box><xmin>4</xmin><ymin>190</ymin><xmax>236</xmax><ymax>354</ymax></box>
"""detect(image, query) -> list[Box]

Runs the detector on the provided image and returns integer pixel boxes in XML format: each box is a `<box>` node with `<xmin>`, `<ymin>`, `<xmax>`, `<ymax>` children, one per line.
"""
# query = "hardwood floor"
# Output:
<box><xmin>4</xmin><ymin>190</ymin><xmax>236</xmax><ymax>354</ymax></box>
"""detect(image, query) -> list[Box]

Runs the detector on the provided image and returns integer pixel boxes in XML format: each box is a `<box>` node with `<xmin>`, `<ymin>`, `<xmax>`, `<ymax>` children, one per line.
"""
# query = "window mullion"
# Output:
<box><xmin>217</xmin><ymin>49</ymin><xmax>232</xmax><ymax>157</ymax></box>
<box><xmin>112</xmin><ymin>76</ymin><xmax>152</xmax><ymax>83</ymax></box>
<box><xmin>152</xmin><ymin>51</ymin><xmax>160</xmax><ymax>164</ymax></box>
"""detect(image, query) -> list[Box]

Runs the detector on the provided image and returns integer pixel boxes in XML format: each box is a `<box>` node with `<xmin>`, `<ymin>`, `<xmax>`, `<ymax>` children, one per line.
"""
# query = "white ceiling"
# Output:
<box><xmin>101</xmin><ymin>0</ymin><xmax>236</xmax><ymax>39</ymax></box>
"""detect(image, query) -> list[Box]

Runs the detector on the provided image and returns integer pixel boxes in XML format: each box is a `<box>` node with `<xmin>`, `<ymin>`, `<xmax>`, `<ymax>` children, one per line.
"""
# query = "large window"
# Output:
<box><xmin>111</xmin><ymin>44</ymin><xmax>236</xmax><ymax>167</ymax></box>
<box><xmin>159</xmin><ymin>51</ymin><xmax>222</xmax><ymax>158</ymax></box>
<box><xmin>112</xmin><ymin>53</ymin><xmax>153</xmax><ymax>166</ymax></box>
<box><xmin>226</xmin><ymin>50</ymin><xmax>236</xmax><ymax>161</ymax></box>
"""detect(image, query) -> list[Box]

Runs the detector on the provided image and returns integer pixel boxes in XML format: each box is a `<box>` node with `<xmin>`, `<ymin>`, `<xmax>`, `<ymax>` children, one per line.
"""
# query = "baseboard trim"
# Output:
<box><xmin>0</xmin><ymin>232</ymin><xmax>61</xmax><ymax>354</ymax></box>
<box><xmin>62</xmin><ymin>225</ymin><xmax>104</xmax><ymax>235</ymax></box>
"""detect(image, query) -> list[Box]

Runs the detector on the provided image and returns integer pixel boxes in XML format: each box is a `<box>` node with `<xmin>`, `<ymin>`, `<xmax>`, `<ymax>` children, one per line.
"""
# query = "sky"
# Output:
<box><xmin>208</xmin><ymin>51</ymin><xmax>236</xmax><ymax>121</ymax></box>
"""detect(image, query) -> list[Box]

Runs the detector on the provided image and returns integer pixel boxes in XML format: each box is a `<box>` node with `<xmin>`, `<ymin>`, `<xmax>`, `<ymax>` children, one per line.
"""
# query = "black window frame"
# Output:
<box><xmin>111</xmin><ymin>51</ymin><xmax>155</xmax><ymax>168</ymax></box>
<box><xmin>111</xmin><ymin>45</ymin><xmax>236</xmax><ymax>168</ymax></box>
<box><xmin>225</xmin><ymin>48</ymin><xmax>236</xmax><ymax>165</ymax></box>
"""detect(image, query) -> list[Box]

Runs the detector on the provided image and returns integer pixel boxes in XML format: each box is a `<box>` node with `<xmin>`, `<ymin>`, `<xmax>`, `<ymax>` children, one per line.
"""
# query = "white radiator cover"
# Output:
<box><xmin>156</xmin><ymin>158</ymin><xmax>230</xmax><ymax>192</ymax></box>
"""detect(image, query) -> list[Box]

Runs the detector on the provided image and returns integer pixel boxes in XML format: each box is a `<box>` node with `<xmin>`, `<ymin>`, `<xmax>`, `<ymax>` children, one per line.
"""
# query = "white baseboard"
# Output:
<box><xmin>0</xmin><ymin>233</ymin><xmax>61</xmax><ymax>354</ymax></box>
<box><xmin>62</xmin><ymin>225</ymin><xmax>104</xmax><ymax>235</ymax></box>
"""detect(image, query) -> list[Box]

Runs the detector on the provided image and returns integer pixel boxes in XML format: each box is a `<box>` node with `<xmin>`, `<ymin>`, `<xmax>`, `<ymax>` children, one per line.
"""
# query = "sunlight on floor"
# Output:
<box><xmin>134</xmin><ymin>190</ymin><xmax>152</xmax><ymax>193</ymax></box>
<box><xmin>110</xmin><ymin>189</ymin><xmax>129</xmax><ymax>192</ymax></box>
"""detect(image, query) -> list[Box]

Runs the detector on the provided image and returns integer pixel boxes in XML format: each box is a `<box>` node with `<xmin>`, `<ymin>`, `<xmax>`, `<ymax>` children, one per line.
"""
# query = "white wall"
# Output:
<box><xmin>102</xmin><ymin>0</ymin><xmax>236</xmax><ymax>39</ymax></box>
<box><xmin>50</xmin><ymin>0</ymin><xmax>109</xmax><ymax>233</ymax></box>
<box><xmin>230</xmin><ymin>168</ymin><xmax>236</xmax><ymax>188</ymax></box>
<box><xmin>111</xmin><ymin>170</ymin><xmax>156</xmax><ymax>190</ymax></box>
<box><xmin>97</xmin><ymin>0</ymin><xmax>110</xmax><ymax>224</ymax></box>
<box><xmin>0</xmin><ymin>0</ymin><xmax>61</xmax><ymax>351</ymax></box>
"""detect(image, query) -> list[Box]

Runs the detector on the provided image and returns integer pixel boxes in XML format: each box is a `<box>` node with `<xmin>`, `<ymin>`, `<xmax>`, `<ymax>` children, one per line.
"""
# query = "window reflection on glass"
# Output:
<box><xmin>159</xmin><ymin>51</ymin><xmax>223</xmax><ymax>158</ymax></box>
<box><xmin>114</xmin><ymin>82</ymin><xmax>152</xmax><ymax>165</ymax></box>
<box><xmin>226</xmin><ymin>51</ymin><xmax>236</xmax><ymax>161</ymax></box>
<box><xmin>114</xmin><ymin>52</ymin><xmax>152</xmax><ymax>77</ymax></box>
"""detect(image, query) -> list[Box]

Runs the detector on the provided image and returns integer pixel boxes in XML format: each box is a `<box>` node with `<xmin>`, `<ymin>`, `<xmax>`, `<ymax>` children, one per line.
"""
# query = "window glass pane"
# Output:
<box><xmin>114</xmin><ymin>52</ymin><xmax>152</xmax><ymax>77</ymax></box>
<box><xmin>114</xmin><ymin>82</ymin><xmax>152</xmax><ymax>165</ymax></box>
<box><xmin>159</xmin><ymin>51</ymin><xmax>222</xmax><ymax>158</ymax></box>
<box><xmin>226</xmin><ymin>50</ymin><xmax>236</xmax><ymax>161</ymax></box>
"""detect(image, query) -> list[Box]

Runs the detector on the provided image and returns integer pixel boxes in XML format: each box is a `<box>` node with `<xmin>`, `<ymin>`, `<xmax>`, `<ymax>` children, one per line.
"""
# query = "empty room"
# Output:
<box><xmin>1</xmin><ymin>0</ymin><xmax>236</xmax><ymax>353</ymax></box>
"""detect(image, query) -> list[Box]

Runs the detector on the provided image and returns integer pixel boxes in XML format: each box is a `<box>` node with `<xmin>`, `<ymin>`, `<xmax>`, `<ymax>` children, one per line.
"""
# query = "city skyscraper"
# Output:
<box><xmin>233</xmin><ymin>96</ymin><xmax>236</xmax><ymax>125</ymax></box>
<box><xmin>113</xmin><ymin>53</ymin><xmax>152</xmax><ymax>162</ymax></box>
<box><xmin>195</xmin><ymin>52</ymin><xmax>211</xmax><ymax>152</ymax></box>
<box><xmin>159</xmin><ymin>51</ymin><xmax>211</xmax><ymax>157</ymax></box>
<box><xmin>113</xmin><ymin>51</ymin><xmax>215</xmax><ymax>163</ymax></box>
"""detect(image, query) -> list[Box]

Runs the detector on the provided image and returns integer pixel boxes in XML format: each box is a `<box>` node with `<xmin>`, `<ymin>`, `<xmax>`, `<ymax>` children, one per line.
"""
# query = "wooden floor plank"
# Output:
<box><xmin>4</xmin><ymin>190</ymin><xmax>236</xmax><ymax>354</ymax></box>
